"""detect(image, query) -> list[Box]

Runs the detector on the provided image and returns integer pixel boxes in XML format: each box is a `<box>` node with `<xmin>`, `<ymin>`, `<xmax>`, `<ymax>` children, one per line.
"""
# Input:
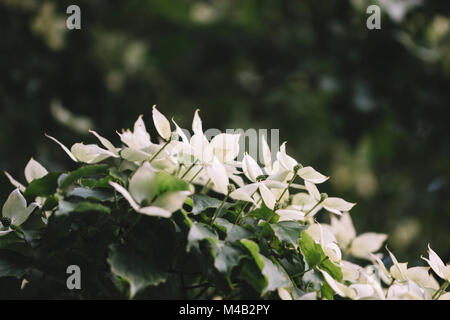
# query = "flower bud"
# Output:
<box><xmin>320</xmin><ymin>193</ymin><xmax>328</xmax><ymax>201</ymax></box>
<box><xmin>273</xmin><ymin>202</ymin><xmax>282</xmax><ymax>211</ymax></box>
<box><xmin>1</xmin><ymin>217</ymin><xmax>11</xmax><ymax>228</ymax></box>
<box><xmin>227</xmin><ymin>184</ymin><xmax>236</xmax><ymax>194</ymax></box>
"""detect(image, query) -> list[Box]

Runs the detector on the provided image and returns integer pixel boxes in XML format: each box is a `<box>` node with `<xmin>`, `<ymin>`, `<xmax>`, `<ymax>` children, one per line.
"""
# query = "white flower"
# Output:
<box><xmin>306</xmin><ymin>223</ymin><xmax>342</xmax><ymax>263</ymax></box>
<box><xmin>330</xmin><ymin>212</ymin><xmax>386</xmax><ymax>259</ymax></box>
<box><xmin>277</xmin><ymin>288</ymin><xmax>292</xmax><ymax>300</ymax></box>
<box><xmin>152</xmin><ymin>105</ymin><xmax>172</xmax><ymax>141</ymax></box>
<box><xmin>322</xmin><ymin>197</ymin><xmax>356</xmax><ymax>215</ymax></box>
<box><xmin>237</xmin><ymin>153</ymin><xmax>286</xmax><ymax>210</ymax></box>
<box><xmin>46</xmin><ymin>134</ymin><xmax>119</xmax><ymax>164</ymax></box>
<box><xmin>109</xmin><ymin>162</ymin><xmax>190</xmax><ymax>218</ymax></box>
<box><xmin>422</xmin><ymin>244</ymin><xmax>450</xmax><ymax>282</ymax></box>
<box><xmin>1</xmin><ymin>189</ymin><xmax>38</xmax><ymax>236</ymax></box>
<box><xmin>277</xmin><ymin>142</ymin><xmax>328</xmax><ymax>184</ymax></box>
<box><xmin>4</xmin><ymin>158</ymin><xmax>49</xmax><ymax>192</ymax></box>
<box><xmin>387</xmin><ymin>280</ymin><xmax>431</xmax><ymax>300</ymax></box>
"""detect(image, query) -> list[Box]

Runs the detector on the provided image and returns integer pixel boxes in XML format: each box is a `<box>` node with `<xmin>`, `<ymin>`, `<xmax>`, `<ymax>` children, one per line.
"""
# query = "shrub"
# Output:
<box><xmin>0</xmin><ymin>107</ymin><xmax>448</xmax><ymax>300</ymax></box>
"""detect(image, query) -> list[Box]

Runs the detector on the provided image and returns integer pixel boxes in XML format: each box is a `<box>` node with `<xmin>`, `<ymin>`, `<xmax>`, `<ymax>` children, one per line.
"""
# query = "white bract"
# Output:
<box><xmin>109</xmin><ymin>162</ymin><xmax>190</xmax><ymax>218</ymax></box>
<box><xmin>46</xmin><ymin>132</ymin><xmax>119</xmax><ymax>164</ymax></box>
<box><xmin>422</xmin><ymin>244</ymin><xmax>450</xmax><ymax>282</ymax></box>
<box><xmin>330</xmin><ymin>212</ymin><xmax>387</xmax><ymax>259</ymax></box>
<box><xmin>1</xmin><ymin>189</ymin><xmax>38</xmax><ymax>236</ymax></box>
<box><xmin>4</xmin><ymin>158</ymin><xmax>49</xmax><ymax>192</ymax></box>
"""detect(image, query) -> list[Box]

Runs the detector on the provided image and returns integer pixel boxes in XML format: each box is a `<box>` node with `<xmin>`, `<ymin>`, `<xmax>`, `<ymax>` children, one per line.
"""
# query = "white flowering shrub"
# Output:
<box><xmin>1</xmin><ymin>107</ymin><xmax>449</xmax><ymax>299</ymax></box>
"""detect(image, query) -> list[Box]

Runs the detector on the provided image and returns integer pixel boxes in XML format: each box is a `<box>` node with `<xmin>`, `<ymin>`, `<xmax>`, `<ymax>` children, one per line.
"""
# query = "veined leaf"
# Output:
<box><xmin>240</xmin><ymin>239</ymin><xmax>264</xmax><ymax>270</ymax></box>
<box><xmin>214</xmin><ymin>217</ymin><xmax>252</xmax><ymax>242</ymax></box>
<box><xmin>108</xmin><ymin>244</ymin><xmax>168</xmax><ymax>298</ymax></box>
<box><xmin>0</xmin><ymin>250</ymin><xmax>30</xmax><ymax>279</ymax></box>
<box><xmin>299</xmin><ymin>232</ymin><xmax>326</xmax><ymax>268</ymax></box>
<box><xmin>190</xmin><ymin>194</ymin><xmax>230</xmax><ymax>215</ymax></box>
<box><xmin>24</xmin><ymin>172</ymin><xmax>61</xmax><ymax>198</ymax></box>
<box><xmin>155</xmin><ymin>171</ymin><xmax>189</xmax><ymax>196</ymax></box>
<box><xmin>270</xmin><ymin>221</ymin><xmax>306</xmax><ymax>249</ymax></box>
<box><xmin>59</xmin><ymin>164</ymin><xmax>109</xmax><ymax>190</ymax></box>
<box><xmin>213</xmin><ymin>241</ymin><xmax>243</xmax><ymax>276</ymax></box>
<box><xmin>187</xmin><ymin>221</ymin><xmax>218</xmax><ymax>251</ymax></box>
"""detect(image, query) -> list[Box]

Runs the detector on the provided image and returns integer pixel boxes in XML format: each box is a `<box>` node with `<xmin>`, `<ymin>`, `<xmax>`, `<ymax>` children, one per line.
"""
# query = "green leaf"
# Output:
<box><xmin>187</xmin><ymin>221</ymin><xmax>218</xmax><ymax>251</ymax></box>
<box><xmin>55</xmin><ymin>200</ymin><xmax>111</xmax><ymax>216</ymax></box>
<box><xmin>214</xmin><ymin>217</ymin><xmax>252</xmax><ymax>242</ymax></box>
<box><xmin>41</xmin><ymin>196</ymin><xmax>59</xmax><ymax>211</ymax></box>
<box><xmin>239</xmin><ymin>240</ymin><xmax>290</xmax><ymax>294</ymax></box>
<box><xmin>108</xmin><ymin>244</ymin><xmax>168</xmax><ymax>298</ymax></box>
<box><xmin>109</xmin><ymin>167</ymin><xmax>129</xmax><ymax>185</ymax></box>
<box><xmin>23</xmin><ymin>172</ymin><xmax>61</xmax><ymax>198</ymax></box>
<box><xmin>0</xmin><ymin>250</ymin><xmax>29</xmax><ymax>278</ymax></box>
<box><xmin>68</xmin><ymin>187</ymin><xmax>115</xmax><ymax>202</ymax></box>
<box><xmin>59</xmin><ymin>164</ymin><xmax>109</xmax><ymax>190</ymax></box>
<box><xmin>72</xmin><ymin>202</ymin><xmax>111</xmax><ymax>214</ymax></box>
<box><xmin>321</xmin><ymin>258</ymin><xmax>343</xmax><ymax>282</ymax></box>
<box><xmin>321</xmin><ymin>280</ymin><xmax>334</xmax><ymax>300</ymax></box>
<box><xmin>270</xmin><ymin>221</ymin><xmax>306</xmax><ymax>249</ymax></box>
<box><xmin>190</xmin><ymin>194</ymin><xmax>222</xmax><ymax>215</ymax></box>
<box><xmin>213</xmin><ymin>242</ymin><xmax>243</xmax><ymax>276</ymax></box>
<box><xmin>155</xmin><ymin>171</ymin><xmax>189</xmax><ymax>196</ymax></box>
<box><xmin>302</xmin><ymin>269</ymin><xmax>323</xmax><ymax>291</ymax></box>
<box><xmin>248</xmin><ymin>203</ymin><xmax>279</xmax><ymax>223</ymax></box>
<box><xmin>54</xmin><ymin>200</ymin><xmax>76</xmax><ymax>216</ymax></box>
<box><xmin>260</xmin><ymin>255</ymin><xmax>291</xmax><ymax>294</ymax></box>
<box><xmin>299</xmin><ymin>232</ymin><xmax>326</xmax><ymax>268</ymax></box>
<box><xmin>80</xmin><ymin>176</ymin><xmax>113</xmax><ymax>188</ymax></box>
<box><xmin>240</xmin><ymin>260</ymin><xmax>268</xmax><ymax>293</ymax></box>
<box><xmin>240</xmin><ymin>239</ymin><xmax>264</xmax><ymax>270</ymax></box>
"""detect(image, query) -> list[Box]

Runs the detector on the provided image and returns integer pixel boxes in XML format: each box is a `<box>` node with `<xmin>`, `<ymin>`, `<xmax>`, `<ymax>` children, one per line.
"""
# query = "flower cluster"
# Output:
<box><xmin>1</xmin><ymin>106</ymin><xmax>449</xmax><ymax>300</ymax></box>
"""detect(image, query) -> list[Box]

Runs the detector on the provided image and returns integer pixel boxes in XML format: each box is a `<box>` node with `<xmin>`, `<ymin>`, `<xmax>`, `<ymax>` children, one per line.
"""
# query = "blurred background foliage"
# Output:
<box><xmin>1</xmin><ymin>0</ymin><xmax>449</xmax><ymax>264</ymax></box>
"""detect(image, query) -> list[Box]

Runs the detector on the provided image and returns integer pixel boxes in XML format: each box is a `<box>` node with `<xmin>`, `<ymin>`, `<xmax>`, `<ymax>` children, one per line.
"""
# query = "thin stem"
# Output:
<box><xmin>114</xmin><ymin>189</ymin><xmax>119</xmax><ymax>209</ymax></box>
<box><xmin>175</xmin><ymin>163</ymin><xmax>183</xmax><ymax>178</ymax></box>
<box><xmin>194</xmin><ymin>286</ymin><xmax>210</xmax><ymax>300</ymax></box>
<box><xmin>304</xmin><ymin>199</ymin><xmax>323</xmax><ymax>218</ymax></box>
<box><xmin>149</xmin><ymin>139</ymin><xmax>171</xmax><ymax>163</ymax></box>
<box><xmin>433</xmin><ymin>280</ymin><xmax>449</xmax><ymax>300</ymax></box>
<box><xmin>291</xmin><ymin>268</ymin><xmax>313</xmax><ymax>279</ymax></box>
<box><xmin>236</xmin><ymin>188</ymin><xmax>258</xmax><ymax>224</ymax></box>
<box><xmin>180</xmin><ymin>160</ymin><xmax>198</xmax><ymax>179</ymax></box>
<box><xmin>188</xmin><ymin>166</ymin><xmax>204</xmax><ymax>184</ymax></box>
<box><xmin>211</xmin><ymin>193</ymin><xmax>229</xmax><ymax>225</ymax></box>
<box><xmin>277</xmin><ymin>172</ymin><xmax>298</xmax><ymax>202</ymax></box>
<box><xmin>201</xmin><ymin>178</ymin><xmax>212</xmax><ymax>194</ymax></box>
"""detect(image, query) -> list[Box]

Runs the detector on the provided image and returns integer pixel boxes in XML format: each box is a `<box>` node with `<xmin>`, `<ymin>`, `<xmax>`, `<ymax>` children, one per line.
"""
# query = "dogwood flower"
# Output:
<box><xmin>46</xmin><ymin>132</ymin><xmax>119</xmax><ymax>164</ymax></box>
<box><xmin>370</xmin><ymin>248</ymin><xmax>440</xmax><ymax>297</ymax></box>
<box><xmin>237</xmin><ymin>153</ymin><xmax>286</xmax><ymax>210</ymax></box>
<box><xmin>422</xmin><ymin>244</ymin><xmax>450</xmax><ymax>282</ymax></box>
<box><xmin>109</xmin><ymin>162</ymin><xmax>190</xmax><ymax>218</ymax></box>
<box><xmin>277</xmin><ymin>142</ymin><xmax>329</xmax><ymax>184</ymax></box>
<box><xmin>1</xmin><ymin>189</ymin><xmax>38</xmax><ymax>236</ymax></box>
<box><xmin>330</xmin><ymin>212</ymin><xmax>386</xmax><ymax>259</ymax></box>
<box><xmin>4</xmin><ymin>158</ymin><xmax>49</xmax><ymax>192</ymax></box>
<box><xmin>386</xmin><ymin>280</ymin><xmax>431</xmax><ymax>300</ymax></box>
<box><xmin>306</xmin><ymin>223</ymin><xmax>342</xmax><ymax>263</ymax></box>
